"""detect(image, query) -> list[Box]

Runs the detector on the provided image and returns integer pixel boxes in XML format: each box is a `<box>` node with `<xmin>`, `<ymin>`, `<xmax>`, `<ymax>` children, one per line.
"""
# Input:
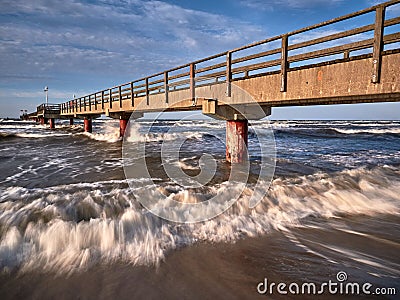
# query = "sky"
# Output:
<box><xmin>0</xmin><ymin>0</ymin><xmax>399</xmax><ymax>119</ymax></box>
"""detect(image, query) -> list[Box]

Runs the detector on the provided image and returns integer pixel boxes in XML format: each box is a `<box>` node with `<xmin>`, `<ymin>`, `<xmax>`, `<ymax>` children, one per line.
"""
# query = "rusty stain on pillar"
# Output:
<box><xmin>120</xmin><ymin>119</ymin><xmax>129</xmax><ymax>137</ymax></box>
<box><xmin>226</xmin><ymin>120</ymin><xmax>248</xmax><ymax>164</ymax></box>
<box><xmin>84</xmin><ymin>117</ymin><xmax>92</xmax><ymax>133</ymax></box>
<box><xmin>49</xmin><ymin>118</ymin><xmax>55</xmax><ymax>129</ymax></box>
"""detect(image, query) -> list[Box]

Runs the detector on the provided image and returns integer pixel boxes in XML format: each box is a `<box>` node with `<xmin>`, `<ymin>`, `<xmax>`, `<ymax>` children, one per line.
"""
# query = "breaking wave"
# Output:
<box><xmin>275</xmin><ymin>127</ymin><xmax>400</xmax><ymax>137</ymax></box>
<box><xmin>0</xmin><ymin>165</ymin><xmax>399</xmax><ymax>275</ymax></box>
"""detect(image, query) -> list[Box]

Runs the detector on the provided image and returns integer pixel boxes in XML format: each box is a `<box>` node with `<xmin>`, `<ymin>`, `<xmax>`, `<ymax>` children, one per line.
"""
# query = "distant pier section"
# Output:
<box><xmin>28</xmin><ymin>0</ymin><xmax>400</xmax><ymax>163</ymax></box>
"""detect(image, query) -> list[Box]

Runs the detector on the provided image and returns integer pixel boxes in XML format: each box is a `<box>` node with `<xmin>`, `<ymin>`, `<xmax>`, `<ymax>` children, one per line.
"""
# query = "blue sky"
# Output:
<box><xmin>0</xmin><ymin>0</ymin><xmax>399</xmax><ymax>119</ymax></box>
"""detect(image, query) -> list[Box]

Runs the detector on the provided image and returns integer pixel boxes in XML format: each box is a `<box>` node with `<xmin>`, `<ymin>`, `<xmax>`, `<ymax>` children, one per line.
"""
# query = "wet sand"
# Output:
<box><xmin>0</xmin><ymin>228</ymin><xmax>389</xmax><ymax>300</ymax></box>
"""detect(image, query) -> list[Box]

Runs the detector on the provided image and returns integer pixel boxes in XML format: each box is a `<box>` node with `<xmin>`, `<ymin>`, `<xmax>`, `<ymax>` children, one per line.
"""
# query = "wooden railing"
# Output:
<box><xmin>37</xmin><ymin>103</ymin><xmax>61</xmax><ymax>114</ymax></box>
<box><xmin>60</xmin><ymin>0</ymin><xmax>400</xmax><ymax>114</ymax></box>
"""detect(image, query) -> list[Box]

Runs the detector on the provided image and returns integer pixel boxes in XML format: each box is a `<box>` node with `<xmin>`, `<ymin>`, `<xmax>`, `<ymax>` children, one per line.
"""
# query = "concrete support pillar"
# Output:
<box><xmin>202</xmin><ymin>99</ymin><xmax>271</xmax><ymax>164</ymax></box>
<box><xmin>49</xmin><ymin>118</ymin><xmax>55</xmax><ymax>129</ymax></box>
<box><xmin>84</xmin><ymin>118</ymin><xmax>92</xmax><ymax>133</ymax></box>
<box><xmin>69</xmin><ymin>118</ymin><xmax>74</xmax><ymax>126</ymax></box>
<box><xmin>108</xmin><ymin>111</ymin><xmax>143</xmax><ymax>137</ymax></box>
<box><xmin>120</xmin><ymin>119</ymin><xmax>129</xmax><ymax>137</ymax></box>
<box><xmin>226</xmin><ymin>120</ymin><xmax>248</xmax><ymax>164</ymax></box>
<box><xmin>40</xmin><ymin>117</ymin><xmax>44</xmax><ymax>125</ymax></box>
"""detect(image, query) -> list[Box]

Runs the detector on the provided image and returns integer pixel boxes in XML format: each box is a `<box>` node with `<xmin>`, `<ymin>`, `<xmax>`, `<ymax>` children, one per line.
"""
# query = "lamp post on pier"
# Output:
<box><xmin>44</xmin><ymin>86</ymin><xmax>49</xmax><ymax>105</ymax></box>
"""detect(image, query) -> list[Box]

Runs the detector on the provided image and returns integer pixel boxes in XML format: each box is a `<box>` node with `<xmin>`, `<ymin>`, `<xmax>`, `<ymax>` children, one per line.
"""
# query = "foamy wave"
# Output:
<box><xmin>333</xmin><ymin>128</ymin><xmax>400</xmax><ymax>134</ymax></box>
<box><xmin>125</xmin><ymin>123</ymin><xmax>204</xmax><ymax>143</ymax></box>
<box><xmin>0</xmin><ymin>166</ymin><xmax>399</xmax><ymax>274</ymax></box>
<box><xmin>16</xmin><ymin>132</ymin><xmax>71</xmax><ymax>138</ymax></box>
<box><xmin>0</xmin><ymin>124</ymin><xmax>43</xmax><ymax>129</ymax></box>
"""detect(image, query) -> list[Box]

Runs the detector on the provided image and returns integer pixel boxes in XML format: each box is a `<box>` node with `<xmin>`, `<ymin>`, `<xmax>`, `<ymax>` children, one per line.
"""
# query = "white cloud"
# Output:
<box><xmin>0</xmin><ymin>0</ymin><xmax>265</xmax><ymax>82</ymax></box>
<box><xmin>241</xmin><ymin>0</ymin><xmax>344</xmax><ymax>10</ymax></box>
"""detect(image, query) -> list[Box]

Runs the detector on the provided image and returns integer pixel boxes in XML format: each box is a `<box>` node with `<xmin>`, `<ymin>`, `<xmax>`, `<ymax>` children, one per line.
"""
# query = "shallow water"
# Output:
<box><xmin>0</xmin><ymin>119</ymin><xmax>399</xmax><ymax>299</ymax></box>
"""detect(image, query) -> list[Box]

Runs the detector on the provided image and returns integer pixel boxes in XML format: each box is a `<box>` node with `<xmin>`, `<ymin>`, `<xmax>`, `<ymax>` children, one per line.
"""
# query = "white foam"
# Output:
<box><xmin>334</xmin><ymin>128</ymin><xmax>400</xmax><ymax>134</ymax></box>
<box><xmin>16</xmin><ymin>132</ymin><xmax>71</xmax><ymax>138</ymax></box>
<box><xmin>0</xmin><ymin>166</ymin><xmax>399</xmax><ymax>275</ymax></box>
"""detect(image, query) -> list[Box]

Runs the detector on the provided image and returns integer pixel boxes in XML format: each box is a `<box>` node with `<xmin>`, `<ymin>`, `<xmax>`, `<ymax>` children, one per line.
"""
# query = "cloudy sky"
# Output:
<box><xmin>0</xmin><ymin>0</ymin><xmax>399</xmax><ymax>119</ymax></box>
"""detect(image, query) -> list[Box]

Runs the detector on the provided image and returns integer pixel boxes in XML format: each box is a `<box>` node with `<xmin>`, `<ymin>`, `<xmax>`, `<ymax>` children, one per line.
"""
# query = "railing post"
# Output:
<box><xmin>94</xmin><ymin>93</ymin><xmax>97</xmax><ymax>110</ymax></box>
<box><xmin>79</xmin><ymin>98</ymin><xmax>82</xmax><ymax>112</ymax></box>
<box><xmin>226</xmin><ymin>52</ymin><xmax>232</xmax><ymax>97</ymax></box>
<box><xmin>75</xmin><ymin>99</ymin><xmax>78</xmax><ymax>113</ymax></box>
<box><xmin>89</xmin><ymin>95</ymin><xmax>92</xmax><ymax>111</ymax></box>
<box><xmin>101</xmin><ymin>91</ymin><xmax>104</xmax><ymax>109</ymax></box>
<box><xmin>190</xmin><ymin>63</ymin><xmax>196</xmax><ymax>102</ymax></box>
<box><xmin>109</xmin><ymin>89</ymin><xmax>113</xmax><ymax>109</ymax></box>
<box><xmin>280</xmin><ymin>34</ymin><xmax>289</xmax><ymax>92</ymax></box>
<box><xmin>130</xmin><ymin>82</ymin><xmax>134</xmax><ymax>107</ymax></box>
<box><xmin>119</xmin><ymin>86</ymin><xmax>122</xmax><ymax>108</ymax></box>
<box><xmin>371</xmin><ymin>5</ymin><xmax>385</xmax><ymax>84</ymax></box>
<box><xmin>164</xmin><ymin>71</ymin><xmax>169</xmax><ymax>104</ymax></box>
<box><xmin>145</xmin><ymin>78</ymin><xmax>149</xmax><ymax>105</ymax></box>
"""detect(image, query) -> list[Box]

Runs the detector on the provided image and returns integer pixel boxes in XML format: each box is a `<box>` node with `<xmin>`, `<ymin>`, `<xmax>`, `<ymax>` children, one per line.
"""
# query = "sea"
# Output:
<box><xmin>0</xmin><ymin>118</ymin><xmax>399</xmax><ymax>299</ymax></box>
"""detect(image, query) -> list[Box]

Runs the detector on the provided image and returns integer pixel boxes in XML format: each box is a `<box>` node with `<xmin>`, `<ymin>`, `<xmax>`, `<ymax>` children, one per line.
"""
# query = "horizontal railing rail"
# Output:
<box><xmin>37</xmin><ymin>103</ymin><xmax>61</xmax><ymax>112</ymax></box>
<box><xmin>60</xmin><ymin>0</ymin><xmax>400</xmax><ymax>115</ymax></box>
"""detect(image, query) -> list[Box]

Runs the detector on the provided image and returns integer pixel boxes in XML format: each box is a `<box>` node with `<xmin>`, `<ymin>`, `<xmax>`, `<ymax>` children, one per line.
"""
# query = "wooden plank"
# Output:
<box><xmin>190</xmin><ymin>63</ymin><xmax>195</xmax><ymax>101</ymax></box>
<box><xmin>167</xmin><ymin>79</ymin><xmax>191</xmax><ymax>88</ymax></box>
<box><xmin>146</xmin><ymin>78</ymin><xmax>149</xmax><ymax>105</ymax></box>
<box><xmin>130</xmin><ymin>82</ymin><xmax>134</xmax><ymax>107</ymax></box>
<box><xmin>289</xmin><ymin>39</ymin><xmax>371</xmax><ymax>63</ymax></box>
<box><xmin>119</xmin><ymin>86</ymin><xmax>122</xmax><ymax>108</ymax></box>
<box><xmin>147</xmin><ymin>78</ymin><xmax>164</xmax><ymax>86</ymax></box>
<box><xmin>169</xmin><ymin>71</ymin><xmax>190</xmax><ymax>81</ymax></box>
<box><xmin>194</xmin><ymin>58</ymin><xmax>281</xmax><ymax>82</ymax></box>
<box><xmin>196</xmin><ymin>62</ymin><xmax>226</xmax><ymax>75</ymax></box>
<box><xmin>164</xmin><ymin>71</ymin><xmax>169</xmax><ymax>103</ymax></box>
<box><xmin>289</xmin><ymin>16</ymin><xmax>399</xmax><ymax>52</ymax></box>
<box><xmin>372</xmin><ymin>5</ymin><xmax>385</xmax><ymax>84</ymax></box>
<box><xmin>226</xmin><ymin>52</ymin><xmax>232</xmax><ymax>97</ymax></box>
<box><xmin>288</xmin><ymin>32</ymin><xmax>399</xmax><ymax>64</ymax></box>
<box><xmin>232</xmin><ymin>48</ymin><xmax>281</xmax><ymax>65</ymax></box>
<box><xmin>281</xmin><ymin>35</ymin><xmax>288</xmax><ymax>92</ymax></box>
<box><xmin>109</xmin><ymin>89</ymin><xmax>113</xmax><ymax>109</ymax></box>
